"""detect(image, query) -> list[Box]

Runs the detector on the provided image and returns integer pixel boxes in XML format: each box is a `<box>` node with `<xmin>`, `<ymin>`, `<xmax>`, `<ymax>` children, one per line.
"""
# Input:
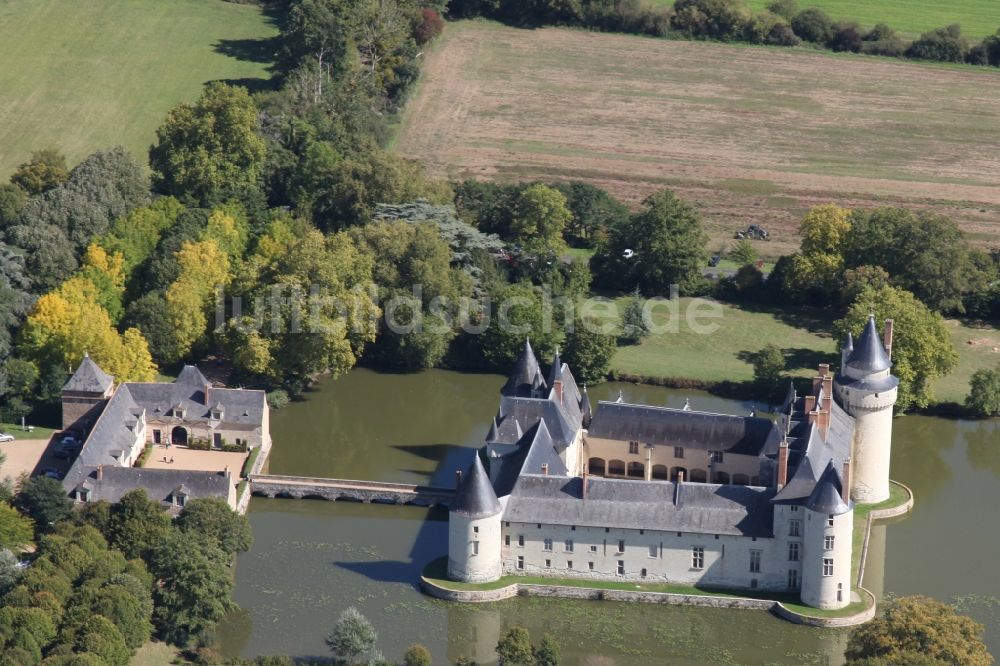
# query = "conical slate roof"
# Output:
<box><xmin>451</xmin><ymin>455</ymin><xmax>501</xmax><ymax>518</ymax></box>
<box><xmin>845</xmin><ymin>316</ymin><xmax>890</xmax><ymax>373</ymax></box>
<box><xmin>580</xmin><ymin>385</ymin><xmax>592</xmax><ymax>421</ymax></box>
<box><xmin>501</xmin><ymin>339</ymin><xmax>545</xmax><ymax>397</ymax></box>
<box><xmin>175</xmin><ymin>365</ymin><xmax>210</xmax><ymax>387</ymax></box>
<box><xmin>842</xmin><ymin>331</ymin><xmax>854</xmax><ymax>355</ymax></box>
<box><xmin>63</xmin><ymin>353</ymin><xmax>114</xmax><ymax>393</ymax></box>
<box><xmin>805</xmin><ymin>460</ymin><xmax>850</xmax><ymax>515</ymax></box>
<box><xmin>547</xmin><ymin>347</ymin><xmax>564</xmax><ymax>387</ymax></box>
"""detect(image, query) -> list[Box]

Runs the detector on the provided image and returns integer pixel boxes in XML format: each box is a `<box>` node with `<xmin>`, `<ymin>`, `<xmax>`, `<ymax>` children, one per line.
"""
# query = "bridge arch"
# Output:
<box><xmin>627</xmin><ymin>462</ymin><xmax>645</xmax><ymax>478</ymax></box>
<box><xmin>651</xmin><ymin>464</ymin><xmax>669</xmax><ymax>480</ymax></box>
<box><xmin>608</xmin><ymin>459</ymin><xmax>626</xmax><ymax>476</ymax></box>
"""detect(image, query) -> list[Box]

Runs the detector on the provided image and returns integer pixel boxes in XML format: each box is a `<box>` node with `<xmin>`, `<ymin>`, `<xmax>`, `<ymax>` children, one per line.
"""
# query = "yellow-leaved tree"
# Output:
<box><xmin>164</xmin><ymin>239</ymin><xmax>231</xmax><ymax>360</ymax></box>
<box><xmin>20</xmin><ymin>276</ymin><xmax>156</xmax><ymax>383</ymax></box>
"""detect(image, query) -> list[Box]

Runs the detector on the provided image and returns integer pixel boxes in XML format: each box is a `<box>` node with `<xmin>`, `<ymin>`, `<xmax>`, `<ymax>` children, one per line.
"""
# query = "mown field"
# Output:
<box><xmin>607</xmin><ymin>296</ymin><xmax>999</xmax><ymax>406</ymax></box>
<box><xmin>743</xmin><ymin>0</ymin><xmax>1000</xmax><ymax>39</ymax></box>
<box><xmin>396</xmin><ymin>21</ymin><xmax>1000</xmax><ymax>258</ymax></box>
<box><xmin>0</xmin><ymin>0</ymin><xmax>278</xmax><ymax>178</ymax></box>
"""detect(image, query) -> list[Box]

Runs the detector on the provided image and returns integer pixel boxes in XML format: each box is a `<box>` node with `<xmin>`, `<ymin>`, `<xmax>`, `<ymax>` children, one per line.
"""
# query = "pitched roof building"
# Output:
<box><xmin>448</xmin><ymin>328</ymin><xmax>898</xmax><ymax>610</ymax></box>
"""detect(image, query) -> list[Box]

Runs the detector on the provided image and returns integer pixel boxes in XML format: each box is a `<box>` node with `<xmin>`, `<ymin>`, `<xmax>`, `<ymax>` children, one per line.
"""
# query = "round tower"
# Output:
<box><xmin>800</xmin><ymin>462</ymin><xmax>854</xmax><ymax>610</ymax></box>
<box><xmin>448</xmin><ymin>455</ymin><xmax>502</xmax><ymax>583</ymax></box>
<box><xmin>834</xmin><ymin>316</ymin><xmax>898</xmax><ymax>504</ymax></box>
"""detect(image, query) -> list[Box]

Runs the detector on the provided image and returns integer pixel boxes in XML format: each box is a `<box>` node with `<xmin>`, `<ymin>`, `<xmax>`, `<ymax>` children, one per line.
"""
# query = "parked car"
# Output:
<box><xmin>0</xmin><ymin>432</ymin><xmax>14</xmax><ymax>442</ymax></box>
<box><xmin>59</xmin><ymin>433</ymin><xmax>79</xmax><ymax>447</ymax></box>
<box><xmin>41</xmin><ymin>468</ymin><xmax>62</xmax><ymax>480</ymax></box>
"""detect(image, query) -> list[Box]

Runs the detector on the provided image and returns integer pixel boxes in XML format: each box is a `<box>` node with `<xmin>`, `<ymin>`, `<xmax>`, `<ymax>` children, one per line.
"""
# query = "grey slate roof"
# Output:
<box><xmin>501</xmin><ymin>339</ymin><xmax>546</xmax><ymax>397</ymax></box>
<box><xmin>805</xmin><ymin>461</ymin><xmax>851</xmax><ymax>515</ymax></box>
<box><xmin>71</xmin><ymin>466</ymin><xmax>232</xmax><ymax>507</ymax></box>
<box><xmin>63</xmin><ymin>354</ymin><xmax>114</xmax><ymax>393</ymax></box>
<box><xmin>496</xmin><ymin>397</ymin><xmax>579</xmax><ymax>449</ymax></box>
<box><xmin>452</xmin><ymin>454</ymin><xmax>501</xmax><ymax>518</ymax></box>
<box><xmin>175</xmin><ymin>365</ymin><xmax>210</xmax><ymax>387</ymax></box>
<box><xmin>127</xmin><ymin>383</ymin><xmax>264</xmax><ymax>427</ymax></box>
<box><xmin>504</xmin><ymin>475</ymin><xmax>775</xmax><ymax>537</ymax></box>
<box><xmin>845</xmin><ymin>316</ymin><xmax>891</xmax><ymax>373</ymax></box>
<box><xmin>588</xmin><ymin>402</ymin><xmax>781</xmax><ymax>456</ymax></box>
<box><xmin>547</xmin><ymin>348</ymin><xmax>564</xmax><ymax>387</ymax></box>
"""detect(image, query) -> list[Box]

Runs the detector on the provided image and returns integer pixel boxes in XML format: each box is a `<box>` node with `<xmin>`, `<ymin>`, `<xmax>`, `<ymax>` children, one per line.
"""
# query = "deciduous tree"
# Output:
<box><xmin>966</xmin><ymin>366</ymin><xmax>1000</xmax><ymax>417</ymax></box>
<box><xmin>845</xmin><ymin>596</ymin><xmax>991</xmax><ymax>666</ymax></box>
<box><xmin>176</xmin><ymin>498</ymin><xmax>252</xmax><ymax>556</ymax></box>
<box><xmin>834</xmin><ymin>286</ymin><xmax>958</xmax><ymax>411</ymax></box>
<box><xmin>14</xmin><ymin>477</ymin><xmax>71</xmax><ymax>535</ymax></box>
<box><xmin>326</xmin><ymin>606</ymin><xmax>377</xmax><ymax>664</ymax></box>
<box><xmin>10</xmin><ymin>149</ymin><xmax>68</xmax><ymax>195</ymax></box>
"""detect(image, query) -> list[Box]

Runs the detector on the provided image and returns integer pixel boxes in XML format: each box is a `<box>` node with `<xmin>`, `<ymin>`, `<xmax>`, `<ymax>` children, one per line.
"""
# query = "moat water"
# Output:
<box><xmin>219</xmin><ymin>368</ymin><xmax>1000</xmax><ymax>664</ymax></box>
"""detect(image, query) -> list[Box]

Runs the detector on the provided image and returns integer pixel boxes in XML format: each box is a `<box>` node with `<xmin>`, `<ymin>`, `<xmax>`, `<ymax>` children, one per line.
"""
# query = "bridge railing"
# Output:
<box><xmin>249</xmin><ymin>473</ymin><xmax>454</xmax><ymax>494</ymax></box>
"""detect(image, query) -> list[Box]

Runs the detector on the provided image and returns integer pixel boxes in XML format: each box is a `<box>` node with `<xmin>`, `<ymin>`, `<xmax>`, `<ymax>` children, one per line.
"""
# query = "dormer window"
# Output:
<box><xmin>212</xmin><ymin>410</ymin><xmax>222</xmax><ymax>420</ymax></box>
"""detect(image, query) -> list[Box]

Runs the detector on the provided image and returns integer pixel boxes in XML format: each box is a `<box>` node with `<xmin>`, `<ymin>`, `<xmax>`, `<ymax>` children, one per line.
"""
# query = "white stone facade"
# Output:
<box><xmin>448</xmin><ymin>512</ymin><xmax>503</xmax><ymax>583</ymax></box>
<box><xmin>799</xmin><ymin>507</ymin><xmax>854</xmax><ymax>609</ymax></box>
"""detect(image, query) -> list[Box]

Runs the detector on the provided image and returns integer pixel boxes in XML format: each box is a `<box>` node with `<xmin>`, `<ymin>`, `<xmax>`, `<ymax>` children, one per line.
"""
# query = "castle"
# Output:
<box><xmin>447</xmin><ymin>316</ymin><xmax>898</xmax><ymax>610</ymax></box>
<box><xmin>59</xmin><ymin>356</ymin><xmax>269</xmax><ymax>513</ymax></box>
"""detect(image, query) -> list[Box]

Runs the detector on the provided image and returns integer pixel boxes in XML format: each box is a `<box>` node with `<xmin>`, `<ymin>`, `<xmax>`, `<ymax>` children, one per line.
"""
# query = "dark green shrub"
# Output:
<box><xmin>906</xmin><ymin>24</ymin><xmax>968</xmax><ymax>62</ymax></box>
<box><xmin>790</xmin><ymin>7</ymin><xmax>835</xmax><ymax>43</ymax></box>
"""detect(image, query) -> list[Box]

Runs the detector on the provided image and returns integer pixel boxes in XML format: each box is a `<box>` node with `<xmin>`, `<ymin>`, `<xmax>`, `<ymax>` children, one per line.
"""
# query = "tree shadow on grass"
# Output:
<box><xmin>733</xmin><ymin>300</ymin><xmax>838</xmax><ymax>336</ymax></box>
<box><xmin>209</xmin><ymin>76</ymin><xmax>277</xmax><ymax>94</ymax></box>
<box><xmin>213</xmin><ymin>35</ymin><xmax>282</xmax><ymax>65</ymax></box>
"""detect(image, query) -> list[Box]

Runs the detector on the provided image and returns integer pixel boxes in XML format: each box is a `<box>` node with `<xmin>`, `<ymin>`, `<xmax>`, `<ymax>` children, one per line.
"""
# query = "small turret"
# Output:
<box><xmin>448</xmin><ymin>455</ymin><xmax>503</xmax><ymax>583</ymax></box>
<box><xmin>547</xmin><ymin>347</ymin><xmax>564</xmax><ymax>403</ymax></box>
<box><xmin>800</xmin><ymin>461</ymin><xmax>853</xmax><ymax>610</ymax></box>
<box><xmin>501</xmin><ymin>338</ymin><xmax>546</xmax><ymax>398</ymax></box>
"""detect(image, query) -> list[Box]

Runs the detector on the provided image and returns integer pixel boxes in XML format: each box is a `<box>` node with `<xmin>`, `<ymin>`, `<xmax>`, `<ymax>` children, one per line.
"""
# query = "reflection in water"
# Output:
<box><xmin>225</xmin><ymin>369</ymin><xmax>996</xmax><ymax>663</ymax></box>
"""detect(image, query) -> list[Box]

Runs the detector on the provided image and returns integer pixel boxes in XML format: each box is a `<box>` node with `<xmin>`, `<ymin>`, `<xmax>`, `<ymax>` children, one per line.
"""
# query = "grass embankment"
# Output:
<box><xmin>423</xmin><ymin>557</ymin><xmax>870</xmax><ymax>618</ymax></box>
<box><xmin>397</xmin><ymin>21</ymin><xmax>1000</xmax><ymax>257</ymax></box>
<box><xmin>132</xmin><ymin>640</ymin><xmax>182</xmax><ymax>666</ymax></box>
<box><xmin>851</xmin><ymin>483</ymin><xmax>910</xmax><ymax>583</ymax></box>
<box><xmin>0</xmin><ymin>0</ymin><xmax>278</xmax><ymax>177</ymax></box>
<box><xmin>606</xmin><ymin>297</ymin><xmax>997</xmax><ymax>407</ymax></box>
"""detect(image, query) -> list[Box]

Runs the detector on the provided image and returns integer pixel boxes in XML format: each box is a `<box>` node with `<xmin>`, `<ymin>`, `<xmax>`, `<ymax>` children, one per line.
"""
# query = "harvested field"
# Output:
<box><xmin>396</xmin><ymin>21</ymin><xmax>1000</xmax><ymax>256</ymax></box>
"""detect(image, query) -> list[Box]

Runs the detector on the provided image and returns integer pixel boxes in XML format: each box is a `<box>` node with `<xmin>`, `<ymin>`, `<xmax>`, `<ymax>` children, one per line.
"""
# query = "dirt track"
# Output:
<box><xmin>396</xmin><ymin>22</ymin><xmax>1000</xmax><ymax>256</ymax></box>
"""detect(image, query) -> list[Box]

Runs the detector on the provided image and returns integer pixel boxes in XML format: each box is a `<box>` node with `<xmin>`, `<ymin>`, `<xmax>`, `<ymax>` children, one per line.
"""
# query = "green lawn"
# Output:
<box><xmin>0</xmin><ymin>422</ymin><xmax>57</xmax><ymax>440</ymax></box>
<box><xmin>606</xmin><ymin>296</ymin><xmax>996</xmax><ymax>407</ymax></box>
<box><xmin>131</xmin><ymin>641</ymin><xmax>182</xmax><ymax>666</ymax></box>
<box><xmin>0</xmin><ymin>0</ymin><xmax>278</xmax><ymax>178</ymax></box>
<box><xmin>646</xmin><ymin>0</ymin><xmax>999</xmax><ymax>39</ymax></box>
<box><xmin>610</xmin><ymin>297</ymin><xmax>836</xmax><ymax>387</ymax></box>
<box><xmin>744</xmin><ymin>0</ymin><xmax>1000</xmax><ymax>39</ymax></box>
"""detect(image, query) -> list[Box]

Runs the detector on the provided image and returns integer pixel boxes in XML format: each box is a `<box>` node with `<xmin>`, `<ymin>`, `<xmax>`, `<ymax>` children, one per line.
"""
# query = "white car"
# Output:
<box><xmin>622</xmin><ymin>249</ymin><xmax>636</xmax><ymax>259</ymax></box>
<box><xmin>0</xmin><ymin>432</ymin><xmax>14</xmax><ymax>443</ymax></box>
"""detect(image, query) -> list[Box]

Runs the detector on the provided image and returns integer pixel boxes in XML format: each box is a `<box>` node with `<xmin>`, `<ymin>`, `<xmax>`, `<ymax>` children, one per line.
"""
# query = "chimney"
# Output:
<box><xmin>205</xmin><ymin>383</ymin><xmax>211</xmax><ymax>406</ymax></box>
<box><xmin>553</xmin><ymin>380</ymin><xmax>563</xmax><ymax>404</ymax></box>
<box><xmin>804</xmin><ymin>395</ymin><xmax>816</xmax><ymax>413</ymax></box>
<box><xmin>812</xmin><ymin>364</ymin><xmax>830</xmax><ymax>393</ymax></box>
<box><xmin>677</xmin><ymin>470</ymin><xmax>685</xmax><ymax>484</ymax></box>
<box><xmin>818</xmin><ymin>363</ymin><xmax>830</xmax><ymax>378</ymax></box>
<box><xmin>777</xmin><ymin>441</ymin><xmax>789</xmax><ymax>489</ymax></box>
<box><xmin>822</xmin><ymin>375</ymin><xmax>833</xmax><ymax>398</ymax></box>
<box><xmin>97</xmin><ymin>465</ymin><xmax>103</xmax><ymax>481</ymax></box>
<box><xmin>582</xmin><ymin>467</ymin><xmax>588</xmax><ymax>500</ymax></box>
<box><xmin>883</xmin><ymin>319</ymin><xmax>894</xmax><ymax>359</ymax></box>
<box><xmin>541</xmin><ymin>463</ymin><xmax>549</xmax><ymax>476</ymax></box>
<box><xmin>454</xmin><ymin>470</ymin><xmax>462</xmax><ymax>489</ymax></box>
<box><xmin>841</xmin><ymin>458</ymin><xmax>852</xmax><ymax>503</ymax></box>
<box><xmin>816</xmin><ymin>409</ymin><xmax>830</xmax><ymax>439</ymax></box>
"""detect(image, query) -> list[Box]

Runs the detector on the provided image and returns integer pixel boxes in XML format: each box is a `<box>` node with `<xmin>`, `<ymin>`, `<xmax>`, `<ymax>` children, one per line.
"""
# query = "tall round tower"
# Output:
<box><xmin>834</xmin><ymin>316</ymin><xmax>898</xmax><ymax>504</ymax></box>
<box><xmin>448</xmin><ymin>455</ymin><xmax>502</xmax><ymax>583</ymax></box>
<box><xmin>800</xmin><ymin>462</ymin><xmax>854</xmax><ymax>610</ymax></box>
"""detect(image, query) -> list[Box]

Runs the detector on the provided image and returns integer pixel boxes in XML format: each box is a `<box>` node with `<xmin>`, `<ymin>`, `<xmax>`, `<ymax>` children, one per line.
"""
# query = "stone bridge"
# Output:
<box><xmin>249</xmin><ymin>474</ymin><xmax>455</xmax><ymax>507</ymax></box>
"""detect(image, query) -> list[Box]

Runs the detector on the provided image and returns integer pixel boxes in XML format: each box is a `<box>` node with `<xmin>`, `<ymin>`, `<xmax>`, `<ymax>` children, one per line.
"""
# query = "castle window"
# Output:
<box><xmin>692</xmin><ymin>547</ymin><xmax>705</xmax><ymax>570</ymax></box>
<box><xmin>590</xmin><ymin>545</ymin><xmax>598</xmax><ymax>553</ymax></box>
<box><xmin>790</xmin><ymin>505</ymin><xmax>798</xmax><ymax>512</ymax></box>
<box><xmin>750</xmin><ymin>550</ymin><xmax>761</xmax><ymax>573</ymax></box>
<box><xmin>518</xmin><ymin>535</ymin><xmax>524</xmax><ymax>547</ymax></box>
<box><xmin>674</xmin><ymin>446</ymin><xmax>684</xmax><ymax>459</ymax></box>
<box><xmin>565</xmin><ymin>540</ymin><xmax>574</xmax><ymax>552</ymax></box>
<box><xmin>213</xmin><ymin>433</ymin><xmax>222</xmax><ymax>447</ymax></box>
<box><xmin>517</xmin><ymin>556</ymin><xmax>524</xmax><ymax>570</ymax></box>
<box><xmin>545</xmin><ymin>559</ymin><xmax>551</xmax><ymax>568</ymax></box>
<box><xmin>750</xmin><ymin>578</ymin><xmax>758</xmax><ymax>589</ymax></box>
<box><xmin>617</xmin><ymin>539</ymin><xmax>625</xmax><ymax>553</ymax></box>
<box><xmin>788</xmin><ymin>569</ymin><xmax>799</xmax><ymax>590</ymax></box>
<box><xmin>789</xmin><ymin>520</ymin><xmax>801</xmax><ymax>537</ymax></box>
<box><xmin>505</xmin><ymin>535</ymin><xmax>510</xmax><ymax>547</ymax></box>
<box><xmin>825</xmin><ymin>536</ymin><xmax>835</xmax><ymax>550</ymax></box>
<box><xmin>567</xmin><ymin>561</ymin><xmax>573</xmax><ymax>569</ymax></box>
<box><xmin>641</xmin><ymin>568</ymin><xmax>647</xmax><ymax>578</ymax></box>
<box><xmin>789</xmin><ymin>543</ymin><xmax>800</xmax><ymax>562</ymax></box>
<box><xmin>473</xmin><ymin>526</ymin><xmax>479</xmax><ymax>534</ymax></box>
<box><xmin>617</xmin><ymin>560</ymin><xmax>625</xmax><ymax>575</ymax></box>
<box><xmin>648</xmin><ymin>544</ymin><xmax>657</xmax><ymax>558</ymax></box>
<box><xmin>827</xmin><ymin>514</ymin><xmax>835</xmax><ymax>527</ymax></box>
<box><xmin>628</xmin><ymin>441</ymin><xmax>639</xmax><ymax>455</ymax></box>
<box><xmin>822</xmin><ymin>558</ymin><xmax>834</xmax><ymax>577</ymax></box>
<box><xmin>710</xmin><ymin>451</ymin><xmax>724</xmax><ymax>464</ymax></box>
<box><xmin>473</xmin><ymin>541</ymin><xmax>479</xmax><ymax>555</ymax></box>
<box><xmin>543</xmin><ymin>539</ymin><xmax>553</xmax><ymax>551</ymax></box>
<box><xmin>588</xmin><ymin>562</ymin><xmax>594</xmax><ymax>571</ymax></box>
